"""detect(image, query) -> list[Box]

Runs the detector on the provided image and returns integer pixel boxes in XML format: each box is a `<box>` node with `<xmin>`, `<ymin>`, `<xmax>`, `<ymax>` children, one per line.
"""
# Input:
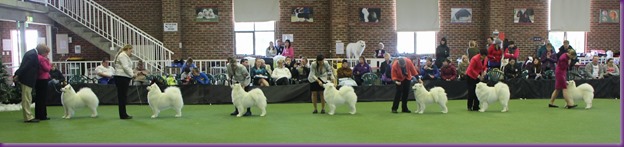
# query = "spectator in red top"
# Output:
<box><xmin>390</xmin><ymin>57</ymin><xmax>419</xmax><ymax>113</ymax></box>
<box><xmin>466</xmin><ymin>48</ymin><xmax>489</xmax><ymax>111</ymax></box>
<box><xmin>439</xmin><ymin>59</ymin><xmax>457</xmax><ymax>81</ymax></box>
<box><xmin>504</xmin><ymin>41</ymin><xmax>520</xmax><ymax>60</ymax></box>
<box><xmin>488</xmin><ymin>40</ymin><xmax>503</xmax><ymax>69</ymax></box>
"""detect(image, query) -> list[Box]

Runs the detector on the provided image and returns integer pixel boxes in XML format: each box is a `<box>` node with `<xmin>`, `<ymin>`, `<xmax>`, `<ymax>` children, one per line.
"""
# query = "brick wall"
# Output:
<box><xmin>278</xmin><ymin>0</ymin><xmax>331</xmax><ymax>58</ymax></box>
<box><xmin>345</xmin><ymin>0</ymin><xmax>396</xmax><ymax>59</ymax></box>
<box><xmin>179</xmin><ymin>0</ymin><xmax>234</xmax><ymax>59</ymax></box>
<box><xmin>439</xmin><ymin>0</ymin><xmax>488</xmax><ymax>61</ymax></box>
<box><xmin>588</xmin><ymin>0</ymin><xmax>620</xmax><ymax>52</ymax></box>
<box><xmin>26</xmin><ymin>0</ymin><xmax>619</xmax><ymax>61</ymax></box>
<box><xmin>52</xmin><ymin>22</ymin><xmax>110</xmax><ymax>61</ymax></box>
<box><xmin>503</xmin><ymin>0</ymin><xmax>549</xmax><ymax>60</ymax></box>
<box><xmin>93</xmin><ymin>0</ymin><xmax>164</xmax><ymax>41</ymax></box>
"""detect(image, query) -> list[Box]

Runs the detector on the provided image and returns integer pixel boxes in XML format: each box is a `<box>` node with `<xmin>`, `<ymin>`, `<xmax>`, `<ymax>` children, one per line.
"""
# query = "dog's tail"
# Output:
<box><xmin>164</xmin><ymin>87</ymin><xmax>182</xmax><ymax>96</ymax></box>
<box><xmin>338</xmin><ymin>86</ymin><xmax>355</xmax><ymax>95</ymax></box>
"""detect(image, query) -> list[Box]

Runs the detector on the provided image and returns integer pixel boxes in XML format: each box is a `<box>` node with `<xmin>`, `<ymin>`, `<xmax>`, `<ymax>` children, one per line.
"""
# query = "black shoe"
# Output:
<box><xmin>548</xmin><ymin>104</ymin><xmax>559</xmax><ymax>108</ymax></box>
<box><xmin>243</xmin><ymin>111</ymin><xmax>252</xmax><ymax>116</ymax></box>
<box><xmin>565</xmin><ymin>105</ymin><xmax>578</xmax><ymax>109</ymax></box>
<box><xmin>391</xmin><ymin>110</ymin><xmax>398</xmax><ymax>113</ymax></box>
<box><xmin>320</xmin><ymin>109</ymin><xmax>326</xmax><ymax>114</ymax></box>
<box><xmin>230</xmin><ymin>111</ymin><xmax>239</xmax><ymax>116</ymax></box>
<box><xmin>121</xmin><ymin>116</ymin><xmax>133</xmax><ymax>119</ymax></box>
<box><xmin>24</xmin><ymin>119</ymin><xmax>40</xmax><ymax>123</ymax></box>
<box><xmin>312</xmin><ymin>110</ymin><xmax>318</xmax><ymax>114</ymax></box>
<box><xmin>402</xmin><ymin>110</ymin><xmax>411</xmax><ymax>113</ymax></box>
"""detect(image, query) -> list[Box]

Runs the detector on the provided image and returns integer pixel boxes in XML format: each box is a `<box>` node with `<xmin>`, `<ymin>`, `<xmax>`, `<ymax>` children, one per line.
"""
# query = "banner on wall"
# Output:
<box><xmin>56</xmin><ymin>34</ymin><xmax>68</xmax><ymax>54</ymax></box>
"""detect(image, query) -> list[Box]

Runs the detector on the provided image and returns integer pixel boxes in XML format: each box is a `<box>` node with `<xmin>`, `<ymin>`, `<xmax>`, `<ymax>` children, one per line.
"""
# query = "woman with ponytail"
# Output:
<box><xmin>113</xmin><ymin>45</ymin><xmax>134</xmax><ymax>119</ymax></box>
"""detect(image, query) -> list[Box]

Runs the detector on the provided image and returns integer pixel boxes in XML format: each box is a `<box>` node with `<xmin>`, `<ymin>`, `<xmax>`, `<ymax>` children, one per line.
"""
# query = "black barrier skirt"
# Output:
<box><xmin>47</xmin><ymin>78</ymin><xmax>619</xmax><ymax>106</ymax></box>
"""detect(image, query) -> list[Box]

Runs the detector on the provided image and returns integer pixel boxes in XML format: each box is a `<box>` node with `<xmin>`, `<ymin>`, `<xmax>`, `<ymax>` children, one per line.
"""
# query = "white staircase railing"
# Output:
<box><xmin>45</xmin><ymin>0</ymin><xmax>173</xmax><ymax>72</ymax></box>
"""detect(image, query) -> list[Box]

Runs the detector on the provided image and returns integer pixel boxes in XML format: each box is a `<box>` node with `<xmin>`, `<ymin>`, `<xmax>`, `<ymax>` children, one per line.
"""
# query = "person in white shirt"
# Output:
<box><xmin>113</xmin><ymin>45</ymin><xmax>135</xmax><ymax>119</ymax></box>
<box><xmin>95</xmin><ymin>58</ymin><xmax>115</xmax><ymax>84</ymax></box>
<box><xmin>272</xmin><ymin>59</ymin><xmax>291</xmax><ymax>85</ymax></box>
<box><xmin>584</xmin><ymin>56</ymin><xmax>605</xmax><ymax>79</ymax></box>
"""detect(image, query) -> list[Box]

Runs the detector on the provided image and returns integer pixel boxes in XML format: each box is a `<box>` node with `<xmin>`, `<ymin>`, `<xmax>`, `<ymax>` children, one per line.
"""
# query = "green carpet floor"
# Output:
<box><xmin>0</xmin><ymin>99</ymin><xmax>620</xmax><ymax>143</ymax></box>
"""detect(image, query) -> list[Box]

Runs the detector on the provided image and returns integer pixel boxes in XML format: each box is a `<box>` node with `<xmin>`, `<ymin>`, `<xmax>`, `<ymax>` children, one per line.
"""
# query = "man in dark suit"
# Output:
<box><xmin>14</xmin><ymin>44</ymin><xmax>49</xmax><ymax>123</ymax></box>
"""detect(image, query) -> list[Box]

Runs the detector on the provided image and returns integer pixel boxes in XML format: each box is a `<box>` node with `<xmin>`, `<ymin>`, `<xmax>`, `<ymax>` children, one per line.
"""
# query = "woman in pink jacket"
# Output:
<box><xmin>35</xmin><ymin>49</ymin><xmax>52</xmax><ymax>120</ymax></box>
<box><xmin>282</xmin><ymin>40</ymin><xmax>295</xmax><ymax>58</ymax></box>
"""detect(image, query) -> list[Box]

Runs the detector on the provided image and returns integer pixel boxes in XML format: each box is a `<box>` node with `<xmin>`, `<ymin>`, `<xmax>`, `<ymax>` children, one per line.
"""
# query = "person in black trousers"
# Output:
<box><xmin>390</xmin><ymin>57</ymin><xmax>419</xmax><ymax>113</ymax></box>
<box><xmin>465</xmin><ymin>49</ymin><xmax>489</xmax><ymax>111</ymax></box>
<box><xmin>34</xmin><ymin>48</ymin><xmax>52</xmax><ymax>121</ymax></box>
<box><xmin>14</xmin><ymin>44</ymin><xmax>49</xmax><ymax>123</ymax></box>
<box><xmin>113</xmin><ymin>45</ymin><xmax>134</xmax><ymax>119</ymax></box>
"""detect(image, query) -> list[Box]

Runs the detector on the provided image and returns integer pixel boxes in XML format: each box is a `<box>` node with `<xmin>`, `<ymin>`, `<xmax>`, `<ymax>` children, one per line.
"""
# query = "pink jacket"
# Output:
<box><xmin>37</xmin><ymin>54</ymin><xmax>51</xmax><ymax>80</ymax></box>
<box><xmin>282</xmin><ymin>47</ymin><xmax>294</xmax><ymax>58</ymax></box>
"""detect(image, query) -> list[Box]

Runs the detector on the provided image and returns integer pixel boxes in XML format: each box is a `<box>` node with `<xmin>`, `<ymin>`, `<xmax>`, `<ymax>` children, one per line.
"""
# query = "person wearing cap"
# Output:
<box><xmin>487</xmin><ymin>39</ymin><xmax>503</xmax><ymax>69</ymax></box>
<box><xmin>435</xmin><ymin>37</ymin><xmax>450</xmax><ymax>68</ymax></box>
<box><xmin>390</xmin><ymin>57</ymin><xmax>419</xmax><ymax>113</ymax></box>
<box><xmin>548</xmin><ymin>49</ymin><xmax>578</xmax><ymax>109</ymax></box>
<box><xmin>504</xmin><ymin>41</ymin><xmax>520</xmax><ymax>60</ymax></box>
<box><xmin>308</xmin><ymin>55</ymin><xmax>335</xmax><ymax>114</ymax></box>
<box><xmin>465</xmin><ymin>48</ymin><xmax>489</xmax><ymax>111</ymax></box>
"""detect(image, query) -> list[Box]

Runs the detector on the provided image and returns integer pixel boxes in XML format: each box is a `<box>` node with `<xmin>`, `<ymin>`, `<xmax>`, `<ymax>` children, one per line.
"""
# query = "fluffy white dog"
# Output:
<box><xmin>146</xmin><ymin>83</ymin><xmax>184</xmax><ymax>118</ymax></box>
<box><xmin>566</xmin><ymin>80</ymin><xmax>594</xmax><ymax>109</ymax></box>
<box><xmin>475</xmin><ymin>82</ymin><xmax>510</xmax><ymax>112</ymax></box>
<box><xmin>411</xmin><ymin>83</ymin><xmax>448</xmax><ymax>114</ymax></box>
<box><xmin>322</xmin><ymin>83</ymin><xmax>357</xmax><ymax>115</ymax></box>
<box><xmin>60</xmin><ymin>84</ymin><xmax>99</xmax><ymax>119</ymax></box>
<box><xmin>346</xmin><ymin>40</ymin><xmax>366</xmax><ymax>60</ymax></box>
<box><xmin>231</xmin><ymin>84</ymin><xmax>267</xmax><ymax>117</ymax></box>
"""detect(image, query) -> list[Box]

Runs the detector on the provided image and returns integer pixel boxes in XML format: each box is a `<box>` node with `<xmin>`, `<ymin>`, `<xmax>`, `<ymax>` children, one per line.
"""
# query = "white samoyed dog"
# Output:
<box><xmin>475</xmin><ymin>82</ymin><xmax>510</xmax><ymax>112</ymax></box>
<box><xmin>411</xmin><ymin>83</ymin><xmax>448</xmax><ymax>114</ymax></box>
<box><xmin>146</xmin><ymin>83</ymin><xmax>184</xmax><ymax>118</ymax></box>
<box><xmin>346</xmin><ymin>40</ymin><xmax>366</xmax><ymax>60</ymax></box>
<box><xmin>566</xmin><ymin>80</ymin><xmax>594</xmax><ymax>109</ymax></box>
<box><xmin>231</xmin><ymin>84</ymin><xmax>267</xmax><ymax>117</ymax></box>
<box><xmin>322</xmin><ymin>83</ymin><xmax>357</xmax><ymax>115</ymax></box>
<box><xmin>60</xmin><ymin>84</ymin><xmax>99</xmax><ymax>119</ymax></box>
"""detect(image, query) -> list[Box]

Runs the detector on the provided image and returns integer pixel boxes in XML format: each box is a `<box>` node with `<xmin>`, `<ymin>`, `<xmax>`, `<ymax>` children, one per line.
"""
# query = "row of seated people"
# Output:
<box><xmin>95</xmin><ymin>59</ymin><xmax>152</xmax><ymax>85</ymax></box>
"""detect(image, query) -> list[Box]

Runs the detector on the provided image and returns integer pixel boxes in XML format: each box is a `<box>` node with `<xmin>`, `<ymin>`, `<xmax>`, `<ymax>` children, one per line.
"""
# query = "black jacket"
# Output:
<box><xmin>14</xmin><ymin>49</ymin><xmax>40</xmax><ymax>87</ymax></box>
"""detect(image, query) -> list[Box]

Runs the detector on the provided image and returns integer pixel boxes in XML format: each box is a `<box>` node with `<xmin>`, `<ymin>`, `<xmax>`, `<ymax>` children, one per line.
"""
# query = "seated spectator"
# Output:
<box><xmin>352</xmin><ymin>57</ymin><xmax>371</xmax><ymax>85</ymax></box>
<box><xmin>337</xmin><ymin>59</ymin><xmax>357</xmax><ymax>86</ymax></box>
<box><xmin>191</xmin><ymin>68</ymin><xmax>211</xmax><ymax>85</ymax></box>
<box><xmin>180</xmin><ymin>68</ymin><xmax>193</xmax><ymax>85</ymax></box>
<box><xmin>272</xmin><ymin>59</ymin><xmax>292</xmax><ymax>85</ymax></box>
<box><xmin>504</xmin><ymin>58</ymin><xmax>521</xmax><ymax>80</ymax></box>
<box><xmin>584</xmin><ymin>56</ymin><xmax>606</xmax><ymax>79</ymax></box>
<box><xmin>541</xmin><ymin>43</ymin><xmax>557</xmax><ymax>72</ymax></box>
<box><xmin>420</xmin><ymin>57</ymin><xmax>439</xmax><ymax>80</ymax></box>
<box><xmin>48</xmin><ymin>64</ymin><xmax>66</xmax><ymax>86</ymax></box>
<box><xmin>133</xmin><ymin>60</ymin><xmax>149</xmax><ymax>85</ymax></box>
<box><xmin>95</xmin><ymin>58</ymin><xmax>115</xmax><ymax>84</ymax></box>
<box><xmin>439</xmin><ymin>59</ymin><xmax>457</xmax><ymax>81</ymax></box>
<box><xmin>251</xmin><ymin>58</ymin><xmax>271</xmax><ymax>87</ymax></box>
<box><xmin>261</xmin><ymin>58</ymin><xmax>272</xmax><ymax>75</ymax></box>
<box><xmin>604</xmin><ymin>58</ymin><xmax>620</xmax><ymax>78</ymax></box>
<box><xmin>292</xmin><ymin>57</ymin><xmax>310</xmax><ymax>83</ymax></box>
<box><xmin>527</xmin><ymin>59</ymin><xmax>543</xmax><ymax>80</ymax></box>
<box><xmin>180</xmin><ymin>57</ymin><xmax>197</xmax><ymax>72</ymax></box>
<box><xmin>379</xmin><ymin>53</ymin><xmax>393</xmax><ymax>85</ymax></box>
<box><xmin>457</xmin><ymin>55</ymin><xmax>469</xmax><ymax>80</ymax></box>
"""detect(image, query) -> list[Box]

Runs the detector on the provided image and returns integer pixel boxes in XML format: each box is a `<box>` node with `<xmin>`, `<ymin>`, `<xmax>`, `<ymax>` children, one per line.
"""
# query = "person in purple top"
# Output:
<box><xmin>352</xmin><ymin>56</ymin><xmax>371</xmax><ymax>86</ymax></box>
<box><xmin>548</xmin><ymin>49</ymin><xmax>578</xmax><ymax>109</ymax></box>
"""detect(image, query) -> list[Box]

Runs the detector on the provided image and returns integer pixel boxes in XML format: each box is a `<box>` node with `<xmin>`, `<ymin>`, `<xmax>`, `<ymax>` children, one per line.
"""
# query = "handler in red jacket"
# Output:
<box><xmin>466</xmin><ymin>48</ymin><xmax>489</xmax><ymax>111</ymax></box>
<box><xmin>390</xmin><ymin>57</ymin><xmax>419</xmax><ymax>113</ymax></box>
